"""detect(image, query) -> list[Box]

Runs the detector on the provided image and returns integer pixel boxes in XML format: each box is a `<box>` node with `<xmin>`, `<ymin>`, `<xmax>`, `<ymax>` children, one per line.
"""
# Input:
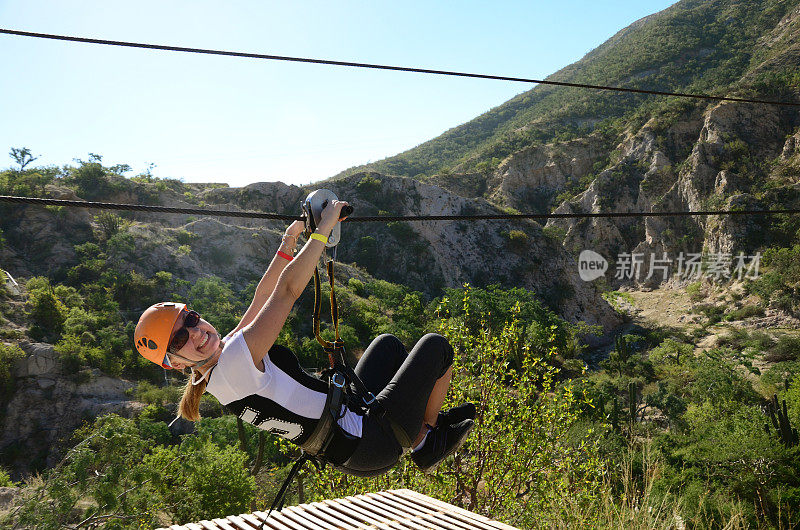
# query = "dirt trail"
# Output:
<box><xmin>613</xmin><ymin>287</ymin><xmax>799</xmax><ymax>355</ymax></box>
<box><xmin>617</xmin><ymin>288</ymin><xmax>701</xmax><ymax>331</ymax></box>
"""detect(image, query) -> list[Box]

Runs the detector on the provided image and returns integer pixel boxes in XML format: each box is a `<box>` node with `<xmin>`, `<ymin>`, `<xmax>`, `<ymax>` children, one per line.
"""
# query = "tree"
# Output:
<box><xmin>9</xmin><ymin>147</ymin><xmax>37</xmax><ymax>172</ymax></box>
<box><xmin>312</xmin><ymin>288</ymin><xmax>607</xmax><ymax>528</ymax></box>
<box><xmin>2</xmin><ymin>414</ymin><xmax>256</xmax><ymax>529</ymax></box>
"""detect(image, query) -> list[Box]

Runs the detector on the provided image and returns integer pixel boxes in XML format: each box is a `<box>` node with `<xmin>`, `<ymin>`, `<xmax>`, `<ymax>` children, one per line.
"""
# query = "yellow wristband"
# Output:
<box><xmin>309</xmin><ymin>233</ymin><xmax>329</xmax><ymax>244</ymax></box>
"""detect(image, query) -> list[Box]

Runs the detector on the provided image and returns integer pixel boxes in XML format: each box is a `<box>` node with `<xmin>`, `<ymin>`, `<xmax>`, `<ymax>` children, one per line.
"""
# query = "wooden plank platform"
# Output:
<box><xmin>158</xmin><ymin>489</ymin><xmax>519</xmax><ymax>530</ymax></box>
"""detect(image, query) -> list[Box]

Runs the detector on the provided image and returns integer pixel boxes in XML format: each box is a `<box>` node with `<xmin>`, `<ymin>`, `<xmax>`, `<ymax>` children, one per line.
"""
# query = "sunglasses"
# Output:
<box><xmin>167</xmin><ymin>309</ymin><xmax>201</xmax><ymax>354</ymax></box>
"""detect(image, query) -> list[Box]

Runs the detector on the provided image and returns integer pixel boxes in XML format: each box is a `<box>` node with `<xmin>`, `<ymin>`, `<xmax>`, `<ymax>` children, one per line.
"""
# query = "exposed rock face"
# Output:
<box><xmin>2</xmin><ymin>342</ymin><xmax>139</xmax><ymax>472</ymax></box>
<box><xmin>487</xmin><ymin>136</ymin><xmax>606</xmax><ymax>212</ymax></box>
<box><xmin>16</xmin><ymin>171</ymin><xmax>619</xmax><ymax>332</ymax></box>
<box><xmin>302</xmin><ymin>173</ymin><xmax>622</xmax><ymax>332</ymax></box>
<box><xmin>0</xmin><ymin>185</ymin><xmax>93</xmax><ymax>278</ymax></box>
<box><xmin>532</xmin><ymin>100</ymin><xmax>800</xmax><ymax>288</ymax></box>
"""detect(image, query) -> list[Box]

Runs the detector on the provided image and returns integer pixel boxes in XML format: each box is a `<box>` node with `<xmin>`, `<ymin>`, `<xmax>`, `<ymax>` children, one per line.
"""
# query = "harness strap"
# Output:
<box><xmin>313</xmin><ymin>265</ymin><xmax>345</xmax><ymax>367</ymax></box>
<box><xmin>300</xmin><ymin>372</ymin><xmax>346</xmax><ymax>456</ymax></box>
<box><xmin>327</xmin><ymin>260</ymin><xmax>340</xmax><ymax>343</ymax></box>
<box><xmin>332</xmin><ymin>362</ymin><xmax>414</xmax><ymax>449</ymax></box>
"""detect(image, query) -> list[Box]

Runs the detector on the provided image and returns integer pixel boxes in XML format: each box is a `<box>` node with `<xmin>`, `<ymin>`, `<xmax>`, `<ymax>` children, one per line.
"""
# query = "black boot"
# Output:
<box><xmin>411</xmin><ymin>418</ymin><xmax>474</xmax><ymax>473</ymax></box>
<box><xmin>437</xmin><ymin>402</ymin><xmax>476</xmax><ymax>427</ymax></box>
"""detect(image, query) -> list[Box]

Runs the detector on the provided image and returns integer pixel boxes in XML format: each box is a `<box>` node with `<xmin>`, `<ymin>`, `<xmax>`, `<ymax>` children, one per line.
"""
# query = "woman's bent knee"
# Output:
<box><xmin>417</xmin><ymin>333</ymin><xmax>454</xmax><ymax>375</ymax></box>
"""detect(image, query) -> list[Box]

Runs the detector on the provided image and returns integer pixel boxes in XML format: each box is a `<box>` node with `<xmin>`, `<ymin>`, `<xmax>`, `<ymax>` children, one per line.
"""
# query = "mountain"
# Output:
<box><xmin>333</xmin><ymin>0</ymin><xmax>800</xmax><ymax>182</ymax></box>
<box><xmin>330</xmin><ymin>0</ymin><xmax>800</xmax><ymax>294</ymax></box>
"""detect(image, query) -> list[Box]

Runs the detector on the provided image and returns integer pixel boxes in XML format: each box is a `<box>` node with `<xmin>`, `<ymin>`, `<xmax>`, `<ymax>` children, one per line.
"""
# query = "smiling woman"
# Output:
<box><xmin>133</xmin><ymin>198</ymin><xmax>476</xmax><ymax>478</ymax></box>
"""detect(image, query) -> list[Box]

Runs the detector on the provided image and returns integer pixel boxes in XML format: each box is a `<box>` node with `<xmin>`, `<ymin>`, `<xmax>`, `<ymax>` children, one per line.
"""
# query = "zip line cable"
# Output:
<box><xmin>1</xmin><ymin>195</ymin><xmax>798</xmax><ymax>222</ymax></box>
<box><xmin>1</xmin><ymin>28</ymin><xmax>799</xmax><ymax>108</ymax></box>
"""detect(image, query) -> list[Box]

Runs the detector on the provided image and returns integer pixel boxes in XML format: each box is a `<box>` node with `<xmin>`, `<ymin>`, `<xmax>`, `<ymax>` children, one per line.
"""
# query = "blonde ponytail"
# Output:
<box><xmin>178</xmin><ymin>373</ymin><xmax>208</xmax><ymax>421</ymax></box>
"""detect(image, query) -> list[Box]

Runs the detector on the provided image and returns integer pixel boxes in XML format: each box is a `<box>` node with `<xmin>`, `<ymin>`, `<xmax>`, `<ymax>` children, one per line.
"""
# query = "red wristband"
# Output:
<box><xmin>277</xmin><ymin>250</ymin><xmax>293</xmax><ymax>261</ymax></box>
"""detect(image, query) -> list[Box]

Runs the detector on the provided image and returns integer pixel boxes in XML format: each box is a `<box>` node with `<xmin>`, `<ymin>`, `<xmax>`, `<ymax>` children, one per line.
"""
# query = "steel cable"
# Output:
<box><xmin>1</xmin><ymin>28</ymin><xmax>799</xmax><ymax>107</ymax></box>
<box><xmin>1</xmin><ymin>195</ymin><xmax>798</xmax><ymax>222</ymax></box>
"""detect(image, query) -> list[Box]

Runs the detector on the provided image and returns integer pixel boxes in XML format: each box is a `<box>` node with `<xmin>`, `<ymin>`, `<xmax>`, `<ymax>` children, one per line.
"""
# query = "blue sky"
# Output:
<box><xmin>0</xmin><ymin>1</ymin><xmax>677</xmax><ymax>187</ymax></box>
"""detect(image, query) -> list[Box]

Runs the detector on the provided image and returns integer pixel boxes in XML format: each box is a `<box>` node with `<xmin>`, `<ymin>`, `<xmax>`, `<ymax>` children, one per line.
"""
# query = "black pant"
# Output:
<box><xmin>337</xmin><ymin>333</ymin><xmax>454</xmax><ymax>477</ymax></box>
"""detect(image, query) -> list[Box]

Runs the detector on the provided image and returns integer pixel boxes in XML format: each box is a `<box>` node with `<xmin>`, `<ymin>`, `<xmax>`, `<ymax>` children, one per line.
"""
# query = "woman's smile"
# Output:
<box><xmin>198</xmin><ymin>332</ymin><xmax>210</xmax><ymax>350</ymax></box>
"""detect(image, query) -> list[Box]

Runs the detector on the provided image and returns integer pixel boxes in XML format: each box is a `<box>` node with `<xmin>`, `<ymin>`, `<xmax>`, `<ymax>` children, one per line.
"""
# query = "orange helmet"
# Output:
<box><xmin>134</xmin><ymin>302</ymin><xmax>186</xmax><ymax>368</ymax></box>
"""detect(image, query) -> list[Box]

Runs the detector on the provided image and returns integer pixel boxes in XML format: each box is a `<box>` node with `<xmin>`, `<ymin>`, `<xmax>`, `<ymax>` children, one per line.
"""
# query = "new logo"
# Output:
<box><xmin>578</xmin><ymin>250</ymin><xmax>608</xmax><ymax>281</ymax></box>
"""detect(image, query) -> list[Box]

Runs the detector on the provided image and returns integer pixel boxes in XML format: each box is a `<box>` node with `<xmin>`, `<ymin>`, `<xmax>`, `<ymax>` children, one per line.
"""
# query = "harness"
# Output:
<box><xmin>262</xmin><ymin>191</ymin><xmax>412</xmax><ymax>524</ymax></box>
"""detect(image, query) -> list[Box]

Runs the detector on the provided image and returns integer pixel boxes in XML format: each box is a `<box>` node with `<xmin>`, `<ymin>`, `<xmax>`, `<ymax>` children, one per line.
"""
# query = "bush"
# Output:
<box><xmin>693</xmin><ymin>303</ymin><xmax>725</xmax><ymax>324</ymax></box>
<box><xmin>0</xmin><ymin>343</ymin><xmax>25</xmax><ymax>401</ymax></box>
<box><xmin>723</xmin><ymin>304</ymin><xmax>764</xmax><ymax>321</ymax></box>
<box><xmin>765</xmin><ymin>335</ymin><xmax>800</xmax><ymax>363</ymax></box>
<box><xmin>187</xmin><ymin>276</ymin><xmax>243</xmax><ymax>334</ymax></box>
<box><xmin>505</xmin><ymin>229</ymin><xmax>529</xmax><ymax>251</ymax></box>
<box><xmin>312</xmin><ymin>289</ymin><xmax>607</xmax><ymax>528</ymax></box>
<box><xmin>144</xmin><ymin>435</ymin><xmax>256</xmax><ymax>523</ymax></box>
<box><xmin>649</xmin><ymin>338</ymin><xmax>693</xmax><ymax>365</ymax></box>
<box><xmin>196</xmin><ymin>416</ymin><xmax>282</xmax><ymax>464</ymax></box>
<box><xmin>654</xmin><ymin>400</ymin><xmax>800</xmax><ymax>527</ymax></box>
<box><xmin>26</xmin><ymin>280</ymin><xmax>67</xmax><ymax>342</ymax></box>
<box><xmin>94</xmin><ymin>211</ymin><xmax>126</xmax><ymax>241</ymax></box>
<box><xmin>347</xmin><ymin>278</ymin><xmax>365</xmax><ymax>296</ymax></box>
<box><xmin>686</xmin><ymin>281</ymin><xmax>704</xmax><ymax>302</ymax></box>
<box><xmin>3</xmin><ymin>414</ymin><xmax>256</xmax><ymax>528</ymax></box>
<box><xmin>356</xmin><ymin>175</ymin><xmax>381</xmax><ymax>195</ymax></box>
<box><xmin>132</xmin><ymin>381</ymin><xmax>183</xmax><ymax>406</ymax></box>
<box><xmin>691</xmin><ymin>355</ymin><xmax>760</xmax><ymax>406</ymax></box>
<box><xmin>0</xmin><ymin>466</ymin><xmax>14</xmax><ymax>487</ymax></box>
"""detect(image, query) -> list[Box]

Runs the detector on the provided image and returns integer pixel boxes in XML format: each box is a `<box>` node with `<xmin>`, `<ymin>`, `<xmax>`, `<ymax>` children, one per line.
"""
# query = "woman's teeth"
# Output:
<box><xmin>198</xmin><ymin>333</ymin><xmax>209</xmax><ymax>349</ymax></box>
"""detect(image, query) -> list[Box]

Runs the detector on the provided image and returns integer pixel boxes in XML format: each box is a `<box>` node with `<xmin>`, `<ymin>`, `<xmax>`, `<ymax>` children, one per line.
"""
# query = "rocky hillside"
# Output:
<box><xmin>545</xmin><ymin>98</ymin><xmax>800</xmax><ymax>286</ymax></box>
<box><xmin>325</xmin><ymin>0</ymin><xmax>800</xmax><ymax>291</ymax></box>
<box><xmin>0</xmin><ymin>172</ymin><xmax>621</xmax><ymax>330</ymax></box>
<box><xmin>2</xmin><ymin>0</ymin><xmax>799</xmax><ymax>487</ymax></box>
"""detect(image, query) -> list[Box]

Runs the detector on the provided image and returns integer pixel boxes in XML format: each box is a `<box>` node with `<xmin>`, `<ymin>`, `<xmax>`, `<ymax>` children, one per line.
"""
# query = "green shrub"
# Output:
<box><xmin>3</xmin><ymin>414</ymin><xmax>256</xmax><ymax>528</ymax></box>
<box><xmin>542</xmin><ymin>225</ymin><xmax>567</xmax><ymax>242</ymax></box>
<box><xmin>654</xmin><ymin>400</ymin><xmax>800</xmax><ymax>527</ymax></box>
<box><xmin>693</xmin><ymin>303</ymin><xmax>724</xmax><ymax>324</ymax></box>
<box><xmin>717</xmin><ymin>327</ymin><xmax>772</xmax><ymax>353</ymax></box>
<box><xmin>692</xmin><ymin>354</ymin><xmax>760</xmax><ymax>406</ymax></box>
<box><xmin>187</xmin><ymin>276</ymin><xmax>243</xmax><ymax>334</ymax></box>
<box><xmin>723</xmin><ymin>304</ymin><xmax>764</xmax><ymax>321</ymax></box>
<box><xmin>356</xmin><ymin>175</ymin><xmax>382</xmax><ymax>197</ymax></box>
<box><xmin>106</xmin><ymin>230</ymin><xmax>137</xmax><ymax>261</ymax></box>
<box><xmin>347</xmin><ymin>278</ymin><xmax>365</xmax><ymax>296</ymax></box>
<box><xmin>62</xmin><ymin>307</ymin><xmax>98</xmax><ymax>337</ymax></box>
<box><xmin>175</xmin><ymin>229</ymin><xmax>197</xmax><ymax>245</ymax></box>
<box><xmin>196</xmin><ymin>416</ymin><xmax>282</xmax><ymax>464</ymax></box>
<box><xmin>144</xmin><ymin>435</ymin><xmax>256</xmax><ymax>523</ymax></box>
<box><xmin>0</xmin><ymin>343</ymin><xmax>25</xmax><ymax>401</ymax></box>
<box><xmin>0</xmin><ymin>466</ymin><xmax>14</xmax><ymax>487</ymax></box>
<box><xmin>26</xmin><ymin>279</ymin><xmax>67</xmax><ymax>342</ymax></box>
<box><xmin>686</xmin><ymin>281</ymin><xmax>704</xmax><ymax>302</ymax></box>
<box><xmin>94</xmin><ymin>211</ymin><xmax>126</xmax><ymax>241</ymax></box>
<box><xmin>505</xmin><ymin>229</ymin><xmax>529</xmax><ymax>251</ymax></box>
<box><xmin>312</xmin><ymin>289</ymin><xmax>607</xmax><ymax>528</ymax></box>
<box><xmin>649</xmin><ymin>338</ymin><xmax>694</xmax><ymax>365</ymax></box>
<box><xmin>132</xmin><ymin>381</ymin><xmax>183</xmax><ymax>406</ymax></box>
<box><xmin>747</xmin><ymin>246</ymin><xmax>800</xmax><ymax>315</ymax></box>
<box><xmin>765</xmin><ymin>335</ymin><xmax>800</xmax><ymax>363</ymax></box>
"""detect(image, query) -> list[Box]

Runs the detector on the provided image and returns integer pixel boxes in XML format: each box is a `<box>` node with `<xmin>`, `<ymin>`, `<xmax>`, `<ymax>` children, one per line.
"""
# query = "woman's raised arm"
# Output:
<box><xmin>241</xmin><ymin>200</ymin><xmax>349</xmax><ymax>369</ymax></box>
<box><xmin>229</xmin><ymin>220</ymin><xmax>305</xmax><ymax>336</ymax></box>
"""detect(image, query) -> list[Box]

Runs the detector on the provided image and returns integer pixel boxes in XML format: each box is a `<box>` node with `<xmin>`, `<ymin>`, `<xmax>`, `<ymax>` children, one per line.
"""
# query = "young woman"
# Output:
<box><xmin>134</xmin><ymin>199</ymin><xmax>474</xmax><ymax>476</ymax></box>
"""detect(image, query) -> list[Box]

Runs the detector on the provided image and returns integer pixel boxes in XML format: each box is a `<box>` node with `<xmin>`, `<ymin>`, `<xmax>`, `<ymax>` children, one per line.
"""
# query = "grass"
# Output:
<box><xmin>603</xmin><ymin>291</ymin><xmax>636</xmax><ymax>313</ymax></box>
<box><xmin>549</xmin><ymin>444</ymin><xmax>749</xmax><ymax>529</ymax></box>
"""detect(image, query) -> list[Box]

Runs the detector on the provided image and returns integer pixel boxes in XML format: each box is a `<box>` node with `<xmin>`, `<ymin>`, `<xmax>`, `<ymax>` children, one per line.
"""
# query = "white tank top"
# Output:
<box><xmin>206</xmin><ymin>330</ymin><xmax>362</xmax><ymax>443</ymax></box>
